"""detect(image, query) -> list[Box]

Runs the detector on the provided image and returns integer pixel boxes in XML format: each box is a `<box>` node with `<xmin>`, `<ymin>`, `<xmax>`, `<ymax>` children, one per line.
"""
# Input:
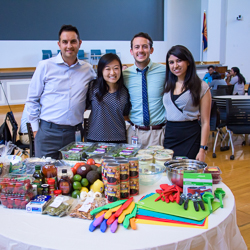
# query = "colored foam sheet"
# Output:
<box><xmin>135</xmin><ymin>217</ymin><xmax>208</xmax><ymax>229</ymax></box>
<box><xmin>137</xmin><ymin>209</ymin><xmax>205</xmax><ymax>225</ymax></box>
<box><xmin>136</xmin><ymin>215</ymin><xmax>206</xmax><ymax>227</ymax></box>
<box><xmin>137</xmin><ymin>193</ymin><xmax>221</xmax><ymax>221</ymax></box>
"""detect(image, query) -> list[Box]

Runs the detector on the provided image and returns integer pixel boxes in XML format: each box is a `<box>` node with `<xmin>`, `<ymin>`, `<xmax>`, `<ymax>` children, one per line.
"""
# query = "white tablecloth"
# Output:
<box><xmin>0</xmin><ymin>176</ymin><xmax>247</xmax><ymax>250</ymax></box>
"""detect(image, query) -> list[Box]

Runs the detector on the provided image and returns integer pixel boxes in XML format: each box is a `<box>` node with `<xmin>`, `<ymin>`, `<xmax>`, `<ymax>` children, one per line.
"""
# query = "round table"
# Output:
<box><xmin>0</xmin><ymin>176</ymin><xmax>247</xmax><ymax>250</ymax></box>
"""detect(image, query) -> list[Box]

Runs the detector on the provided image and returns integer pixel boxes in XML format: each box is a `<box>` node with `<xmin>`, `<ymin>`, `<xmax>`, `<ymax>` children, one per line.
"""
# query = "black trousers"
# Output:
<box><xmin>35</xmin><ymin>120</ymin><xmax>84</xmax><ymax>160</ymax></box>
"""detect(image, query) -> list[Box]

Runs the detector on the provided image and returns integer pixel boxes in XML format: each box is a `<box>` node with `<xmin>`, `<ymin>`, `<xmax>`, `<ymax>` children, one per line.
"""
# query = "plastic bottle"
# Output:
<box><xmin>58</xmin><ymin>169</ymin><xmax>72</xmax><ymax>195</ymax></box>
<box><xmin>42</xmin><ymin>164</ymin><xmax>57</xmax><ymax>188</ymax></box>
<box><xmin>33</xmin><ymin>165</ymin><xmax>43</xmax><ymax>195</ymax></box>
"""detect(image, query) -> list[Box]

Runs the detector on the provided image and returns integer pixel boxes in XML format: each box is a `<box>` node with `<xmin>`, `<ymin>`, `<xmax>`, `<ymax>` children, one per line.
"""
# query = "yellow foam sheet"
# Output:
<box><xmin>135</xmin><ymin>217</ymin><xmax>208</xmax><ymax>229</ymax></box>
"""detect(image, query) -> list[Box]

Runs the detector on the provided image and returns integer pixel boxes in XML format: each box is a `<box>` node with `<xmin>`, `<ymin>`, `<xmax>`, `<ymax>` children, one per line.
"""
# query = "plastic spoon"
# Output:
<box><xmin>100</xmin><ymin>219</ymin><xmax>108</xmax><ymax>233</ymax></box>
<box><xmin>202</xmin><ymin>192</ymin><xmax>214</xmax><ymax>213</ymax></box>
<box><xmin>93</xmin><ymin>213</ymin><xmax>105</xmax><ymax>227</ymax></box>
<box><xmin>89</xmin><ymin>218</ymin><xmax>97</xmax><ymax>232</ymax></box>
<box><xmin>214</xmin><ymin>188</ymin><xmax>226</xmax><ymax>208</ymax></box>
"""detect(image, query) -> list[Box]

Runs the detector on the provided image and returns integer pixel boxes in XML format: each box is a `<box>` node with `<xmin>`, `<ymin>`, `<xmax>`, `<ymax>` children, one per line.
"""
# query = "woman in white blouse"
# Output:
<box><xmin>163</xmin><ymin>45</ymin><xmax>211</xmax><ymax>162</ymax></box>
<box><xmin>225</xmin><ymin>67</ymin><xmax>246</xmax><ymax>95</ymax></box>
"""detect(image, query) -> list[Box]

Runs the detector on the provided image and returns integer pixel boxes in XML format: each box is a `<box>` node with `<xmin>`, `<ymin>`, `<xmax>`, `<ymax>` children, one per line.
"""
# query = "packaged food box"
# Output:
<box><xmin>59</xmin><ymin>142</ymin><xmax>95</xmax><ymax>161</ymax></box>
<box><xmin>85</xmin><ymin>143</ymin><xmax>118</xmax><ymax>156</ymax></box>
<box><xmin>0</xmin><ymin>176</ymin><xmax>35</xmax><ymax>209</ymax></box>
<box><xmin>110</xmin><ymin>144</ymin><xmax>142</xmax><ymax>158</ymax></box>
<box><xmin>26</xmin><ymin>195</ymin><xmax>52</xmax><ymax>213</ymax></box>
<box><xmin>183</xmin><ymin>173</ymin><xmax>213</xmax><ymax>196</ymax></box>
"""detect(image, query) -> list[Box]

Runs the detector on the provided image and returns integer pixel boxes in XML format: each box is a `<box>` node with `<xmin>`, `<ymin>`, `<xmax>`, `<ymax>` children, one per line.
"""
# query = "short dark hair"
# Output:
<box><xmin>212</xmin><ymin>72</ymin><xmax>221</xmax><ymax>80</ymax></box>
<box><xmin>58</xmin><ymin>25</ymin><xmax>80</xmax><ymax>41</ymax></box>
<box><xmin>131</xmin><ymin>32</ymin><xmax>153</xmax><ymax>49</ymax></box>
<box><xmin>207</xmin><ymin>65</ymin><xmax>215</xmax><ymax>70</ymax></box>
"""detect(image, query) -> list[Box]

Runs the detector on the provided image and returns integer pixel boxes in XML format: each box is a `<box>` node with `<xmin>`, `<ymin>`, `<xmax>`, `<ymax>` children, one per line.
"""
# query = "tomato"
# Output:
<box><xmin>73</xmin><ymin>162</ymin><xmax>85</xmax><ymax>172</ymax></box>
<box><xmin>87</xmin><ymin>159</ymin><xmax>95</xmax><ymax>165</ymax></box>
<box><xmin>71</xmin><ymin>167</ymin><xmax>77</xmax><ymax>175</ymax></box>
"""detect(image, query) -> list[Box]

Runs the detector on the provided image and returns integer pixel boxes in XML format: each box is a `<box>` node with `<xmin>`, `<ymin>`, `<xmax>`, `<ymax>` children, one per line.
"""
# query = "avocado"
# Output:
<box><xmin>90</xmin><ymin>165</ymin><xmax>98</xmax><ymax>171</ymax></box>
<box><xmin>76</xmin><ymin>164</ymin><xmax>91</xmax><ymax>177</ymax></box>
<box><xmin>86</xmin><ymin>170</ymin><xmax>100</xmax><ymax>184</ymax></box>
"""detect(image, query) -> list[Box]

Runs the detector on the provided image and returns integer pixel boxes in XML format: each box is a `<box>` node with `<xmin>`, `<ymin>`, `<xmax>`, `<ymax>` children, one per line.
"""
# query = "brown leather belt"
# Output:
<box><xmin>129</xmin><ymin>121</ymin><xmax>165</xmax><ymax>131</ymax></box>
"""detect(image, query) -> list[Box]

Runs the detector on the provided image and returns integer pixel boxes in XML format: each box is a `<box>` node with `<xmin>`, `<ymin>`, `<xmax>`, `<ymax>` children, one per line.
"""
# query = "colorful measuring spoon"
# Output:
<box><xmin>214</xmin><ymin>188</ymin><xmax>226</xmax><ymax>208</ymax></box>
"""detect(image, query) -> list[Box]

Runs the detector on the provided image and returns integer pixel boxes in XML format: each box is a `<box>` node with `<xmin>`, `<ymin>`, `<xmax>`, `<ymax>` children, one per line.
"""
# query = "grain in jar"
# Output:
<box><xmin>136</xmin><ymin>154</ymin><xmax>153</xmax><ymax>174</ymax></box>
<box><xmin>154</xmin><ymin>153</ymin><xmax>172</xmax><ymax>167</ymax></box>
<box><xmin>116</xmin><ymin>160</ymin><xmax>129</xmax><ymax>181</ymax></box>
<box><xmin>120</xmin><ymin>181</ymin><xmax>130</xmax><ymax>199</ymax></box>
<box><xmin>137</xmin><ymin>149</ymin><xmax>155</xmax><ymax>156</ymax></box>
<box><xmin>129</xmin><ymin>178</ymin><xmax>139</xmax><ymax>196</ymax></box>
<box><xmin>106</xmin><ymin>163</ymin><xmax>120</xmax><ymax>185</ymax></box>
<box><xmin>102</xmin><ymin>159</ymin><xmax>116</xmax><ymax>178</ymax></box>
<box><xmin>147</xmin><ymin>145</ymin><xmax>164</xmax><ymax>151</ymax></box>
<box><xmin>156</xmin><ymin>149</ymin><xmax>174</xmax><ymax>157</ymax></box>
<box><xmin>107</xmin><ymin>184</ymin><xmax>120</xmax><ymax>203</ymax></box>
<box><xmin>128</xmin><ymin>157</ymin><xmax>139</xmax><ymax>178</ymax></box>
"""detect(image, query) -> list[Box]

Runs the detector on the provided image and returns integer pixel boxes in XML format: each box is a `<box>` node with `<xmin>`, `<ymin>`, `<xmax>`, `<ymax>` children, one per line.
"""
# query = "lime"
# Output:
<box><xmin>73</xmin><ymin>181</ymin><xmax>82</xmax><ymax>190</ymax></box>
<box><xmin>72</xmin><ymin>190</ymin><xmax>80</xmax><ymax>198</ymax></box>
<box><xmin>81</xmin><ymin>178</ymin><xmax>89</xmax><ymax>187</ymax></box>
<box><xmin>73</xmin><ymin>174</ymin><xmax>82</xmax><ymax>182</ymax></box>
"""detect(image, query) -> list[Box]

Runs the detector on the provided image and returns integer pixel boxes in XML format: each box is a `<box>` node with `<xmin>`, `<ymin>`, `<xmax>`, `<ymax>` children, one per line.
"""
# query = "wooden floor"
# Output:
<box><xmin>0</xmin><ymin>105</ymin><xmax>249</xmax><ymax>248</ymax></box>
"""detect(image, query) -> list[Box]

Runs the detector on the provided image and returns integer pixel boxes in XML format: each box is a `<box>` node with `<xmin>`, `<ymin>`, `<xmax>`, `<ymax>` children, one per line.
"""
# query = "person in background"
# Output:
<box><xmin>18</xmin><ymin>105</ymin><xmax>29</xmax><ymax>144</ymax></box>
<box><xmin>122</xmin><ymin>64</ymin><xmax>128</xmax><ymax>71</ymax></box>
<box><xmin>203</xmin><ymin>65</ymin><xmax>215</xmax><ymax>84</ymax></box>
<box><xmin>26</xmin><ymin>25</ymin><xmax>96</xmax><ymax>159</ymax></box>
<box><xmin>209</xmin><ymin>72</ymin><xmax>227</xmax><ymax>90</ymax></box>
<box><xmin>226</xmin><ymin>67</ymin><xmax>246</xmax><ymax>95</ymax></box>
<box><xmin>86</xmin><ymin>53</ymin><xmax>130</xmax><ymax>143</ymax></box>
<box><xmin>163</xmin><ymin>45</ymin><xmax>211</xmax><ymax>162</ymax></box>
<box><xmin>123</xmin><ymin>32</ymin><xmax>166</xmax><ymax>148</ymax></box>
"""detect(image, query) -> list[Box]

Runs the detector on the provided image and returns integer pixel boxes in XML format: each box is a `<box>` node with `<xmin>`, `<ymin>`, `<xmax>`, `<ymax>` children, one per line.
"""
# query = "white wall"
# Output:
<box><xmin>0</xmin><ymin>40</ymin><xmax>168</xmax><ymax>68</ymax></box>
<box><xmin>224</xmin><ymin>0</ymin><xmax>250</xmax><ymax>82</ymax></box>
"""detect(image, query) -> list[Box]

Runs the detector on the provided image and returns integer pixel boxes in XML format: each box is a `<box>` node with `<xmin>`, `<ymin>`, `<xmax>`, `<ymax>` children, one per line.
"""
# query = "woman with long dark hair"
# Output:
<box><xmin>226</xmin><ymin>67</ymin><xmax>246</xmax><ymax>95</ymax></box>
<box><xmin>163</xmin><ymin>45</ymin><xmax>211</xmax><ymax>161</ymax></box>
<box><xmin>86</xmin><ymin>53</ymin><xmax>130</xmax><ymax>143</ymax></box>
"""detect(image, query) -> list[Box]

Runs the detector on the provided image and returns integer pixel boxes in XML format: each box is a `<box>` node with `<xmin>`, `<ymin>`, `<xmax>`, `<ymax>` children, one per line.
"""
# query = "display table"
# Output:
<box><xmin>0</xmin><ymin>176</ymin><xmax>247</xmax><ymax>250</ymax></box>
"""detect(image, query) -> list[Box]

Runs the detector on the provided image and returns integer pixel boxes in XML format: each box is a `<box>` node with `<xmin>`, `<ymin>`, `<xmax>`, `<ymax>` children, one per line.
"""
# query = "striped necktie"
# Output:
<box><xmin>137</xmin><ymin>67</ymin><xmax>150</xmax><ymax>126</ymax></box>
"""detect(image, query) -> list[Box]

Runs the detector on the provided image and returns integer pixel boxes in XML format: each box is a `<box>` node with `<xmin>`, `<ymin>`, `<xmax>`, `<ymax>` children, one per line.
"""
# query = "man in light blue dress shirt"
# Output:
<box><xmin>123</xmin><ymin>32</ymin><xmax>166</xmax><ymax>148</ymax></box>
<box><xmin>26</xmin><ymin>25</ymin><xmax>96</xmax><ymax>159</ymax></box>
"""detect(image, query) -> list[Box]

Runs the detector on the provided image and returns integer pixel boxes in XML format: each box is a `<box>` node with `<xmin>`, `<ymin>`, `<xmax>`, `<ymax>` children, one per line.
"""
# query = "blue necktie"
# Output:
<box><xmin>137</xmin><ymin>67</ymin><xmax>150</xmax><ymax>126</ymax></box>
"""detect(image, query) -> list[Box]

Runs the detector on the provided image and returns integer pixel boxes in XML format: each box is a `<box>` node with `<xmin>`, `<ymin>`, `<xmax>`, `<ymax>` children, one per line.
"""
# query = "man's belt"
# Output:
<box><xmin>129</xmin><ymin>121</ymin><xmax>165</xmax><ymax>131</ymax></box>
<box><xmin>19</xmin><ymin>132</ymin><xmax>28</xmax><ymax>135</ymax></box>
<box><xmin>40</xmin><ymin>119</ymin><xmax>82</xmax><ymax>130</ymax></box>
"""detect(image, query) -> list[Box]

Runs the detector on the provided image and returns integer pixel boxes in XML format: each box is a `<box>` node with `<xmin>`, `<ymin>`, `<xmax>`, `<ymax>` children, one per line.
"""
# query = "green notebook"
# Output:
<box><xmin>137</xmin><ymin>193</ymin><xmax>221</xmax><ymax>221</ymax></box>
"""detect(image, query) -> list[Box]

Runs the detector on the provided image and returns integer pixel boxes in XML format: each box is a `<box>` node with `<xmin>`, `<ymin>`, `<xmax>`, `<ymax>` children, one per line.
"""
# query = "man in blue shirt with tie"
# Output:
<box><xmin>123</xmin><ymin>32</ymin><xmax>166</xmax><ymax>148</ymax></box>
<box><xmin>26</xmin><ymin>25</ymin><xmax>96</xmax><ymax>159</ymax></box>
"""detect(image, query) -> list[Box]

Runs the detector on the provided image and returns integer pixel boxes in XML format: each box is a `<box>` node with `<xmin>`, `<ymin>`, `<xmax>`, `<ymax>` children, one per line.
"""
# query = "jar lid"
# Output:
<box><xmin>137</xmin><ymin>154</ymin><xmax>153</xmax><ymax>161</ymax></box>
<box><xmin>35</xmin><ymin>165</ymin><xmax>41</xmax><ymax>170</ymax></box>
<box><xmin>47</xmin><ymin>178</ymin><xmax>55</xmax><ymax>184</ymax></box>
<box><xmin>147</xmin><ymin>145</ymin><xmax>164</xmax><ymax>151</ymax></box>
<box><xmin>54</xmin><ymin>190</ymin><xmax>62</xmax><ymax>195</ymax></box>
<box><xmin>154</xmin><ymin>153</ymin><xmax>172</xmax><ymax>161</ymax></box>
<box><xmin>137</xmin><ymin>149</ymin><xmax>155</xmax><ymax>155</ymax></box>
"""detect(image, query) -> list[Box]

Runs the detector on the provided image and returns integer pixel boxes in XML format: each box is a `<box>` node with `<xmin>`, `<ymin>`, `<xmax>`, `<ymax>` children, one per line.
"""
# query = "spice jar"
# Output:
<box><xmin>47</xmin><ymin>178</ymin><xmax>55</xmax><ymax>195</ymax></box>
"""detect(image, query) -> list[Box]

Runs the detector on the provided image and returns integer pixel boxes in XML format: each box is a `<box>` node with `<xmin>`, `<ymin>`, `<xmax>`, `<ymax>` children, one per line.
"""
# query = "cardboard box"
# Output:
<box><xmin>183</xmin><ymin>173</ymin><xmax>212</xmax><ymax>195</ymax></box>
<box><xmin>26</xmin><ymin>195</ymin><xmax>51</xmax><ymax>213</ymax></box>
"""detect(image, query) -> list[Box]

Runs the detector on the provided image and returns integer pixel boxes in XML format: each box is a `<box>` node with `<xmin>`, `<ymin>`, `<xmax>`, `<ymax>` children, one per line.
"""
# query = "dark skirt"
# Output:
<box><xmin>163</xmin><ymin>120</ymin><xmax>201</xmax><ymax>159</ymax></box>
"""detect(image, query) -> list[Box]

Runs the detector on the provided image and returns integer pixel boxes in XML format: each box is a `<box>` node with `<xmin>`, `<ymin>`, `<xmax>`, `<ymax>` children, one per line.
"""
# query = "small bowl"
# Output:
<box><xmin>139</xmin><ymin>164</ymin><xmax>165</xmax><ymax>186</ymax></box>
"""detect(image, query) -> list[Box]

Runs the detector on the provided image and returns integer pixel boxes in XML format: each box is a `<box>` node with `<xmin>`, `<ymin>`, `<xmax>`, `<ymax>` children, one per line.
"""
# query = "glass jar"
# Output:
<box><xmin>32</xmin><ymin>165</ymin><xmax>43</xmax><ymax>195</ymax></box>
<box><xmin>47</xmin><ymin>178</ymin><xmax>55</xmax><ymax>195</ymax></box>
<box><xmin>58</xmin><ymin>169</ymin><xmax>72</xmax><ymax>195</ymax></box>
<box><xmin>42</xmin><ymin>164</ymin><xmax>57</xmax><ymax>188</ymax></box>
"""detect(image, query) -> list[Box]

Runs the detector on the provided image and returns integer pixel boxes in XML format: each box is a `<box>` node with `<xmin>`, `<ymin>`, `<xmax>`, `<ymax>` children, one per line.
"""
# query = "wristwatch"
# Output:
<box><xmin>200</xmin><ymin>145</ymin><xmax>208</xmax><ymax>150</ymax></box>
